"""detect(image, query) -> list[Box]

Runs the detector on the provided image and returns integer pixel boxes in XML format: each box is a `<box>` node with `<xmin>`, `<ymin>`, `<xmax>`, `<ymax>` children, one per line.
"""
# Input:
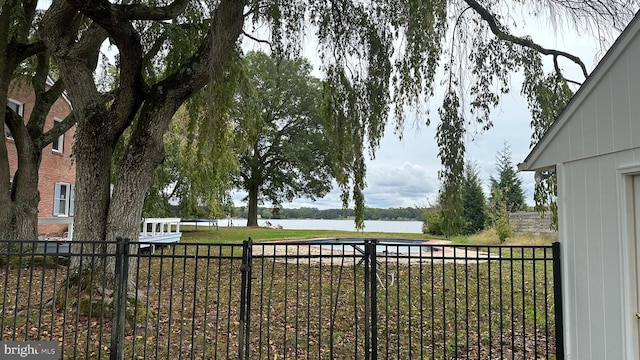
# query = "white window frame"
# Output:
<box><xmin>52</xmin><ymin>117</ymin><xmax>64</xmax><ymax>153</ymax></box>
<box><xmin>53</xmin><ymin>182</ymin><xmax>75</xmax><ymax>217</ymax></box>
<box><xmin>6</xmin><ymin>99</ymin><xmax>23</xmax><ymax>139</ymax></box>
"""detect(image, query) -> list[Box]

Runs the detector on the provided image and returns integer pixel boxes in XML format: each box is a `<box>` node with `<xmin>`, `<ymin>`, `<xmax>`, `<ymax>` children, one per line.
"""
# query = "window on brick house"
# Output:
<box><xmin>54</xmin><ymin>182</ymin><xmax>75</xmax><ymax>217</ymax></box>
<box><xmin>52</xmin><ymin>118</ymin><xmax>64</xmax><ymax>153</ymax></box>
<box><xmin>6</xmin><ymin>99</ymin><xmax>23</xmax><ymax>139</ymax></box>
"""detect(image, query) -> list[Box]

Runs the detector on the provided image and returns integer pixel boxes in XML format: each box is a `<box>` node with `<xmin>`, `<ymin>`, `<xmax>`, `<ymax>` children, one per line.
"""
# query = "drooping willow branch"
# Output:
<box><xmin>448</xmin><ymin>6</ymin><xmax>473</xmax><ymax>90</ymax></box>
<box><xmin>464</xmin><ymin>0</ymin><xmax>589</xmax><ymax>79</ymax></box>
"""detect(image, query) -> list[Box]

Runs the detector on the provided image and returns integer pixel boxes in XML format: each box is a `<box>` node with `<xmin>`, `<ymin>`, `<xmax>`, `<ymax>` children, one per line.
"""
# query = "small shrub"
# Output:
<box><xmin>494</xmin><ymin>218</ymin><xmax>512</xmax><ymax>242</ymax></box>
<box><xmin>422</xmin><ymin>210</ymin><xmax>444</xmax><ymax>235</ymax></box>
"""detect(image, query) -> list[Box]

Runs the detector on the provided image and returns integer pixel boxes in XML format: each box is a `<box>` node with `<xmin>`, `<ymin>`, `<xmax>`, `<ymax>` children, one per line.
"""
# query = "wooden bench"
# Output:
<box><xmin>36</xmin><ymin>217</ymin><xmax>182</xmax><ymax>254</ymax></box>
<box><xmin>139</xmin><ymin>218</ymin><xmax>182</xmax><ymax>253</ymax></box>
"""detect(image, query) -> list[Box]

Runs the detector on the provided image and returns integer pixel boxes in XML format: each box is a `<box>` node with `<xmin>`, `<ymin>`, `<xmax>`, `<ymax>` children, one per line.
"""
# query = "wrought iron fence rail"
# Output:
<box><xmin>1</xmin><ymin>239</ymin><xmax>562</xmax><ymax>360</ymax></box>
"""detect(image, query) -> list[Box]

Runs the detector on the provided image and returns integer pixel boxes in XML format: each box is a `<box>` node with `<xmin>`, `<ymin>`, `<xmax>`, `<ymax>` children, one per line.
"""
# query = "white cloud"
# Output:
<box><xmin>363</xmin><ymin>161</ymin><xmax>440</xmax><ymax>208</ymax></box>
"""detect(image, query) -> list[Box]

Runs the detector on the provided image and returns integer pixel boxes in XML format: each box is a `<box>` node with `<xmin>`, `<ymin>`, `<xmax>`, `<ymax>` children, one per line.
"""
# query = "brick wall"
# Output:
<box><xmin>508</xmin><ymin>211</ymin><xmax>556</xmax><ymax>234</ymax></box>
<box><xmin>6</xmin><ymin>82</ymin><xmax>75</xmax><ymax>235</ymax></box>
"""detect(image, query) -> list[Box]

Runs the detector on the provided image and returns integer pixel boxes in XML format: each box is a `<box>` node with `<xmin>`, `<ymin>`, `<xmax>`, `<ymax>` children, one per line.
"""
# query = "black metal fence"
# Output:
<box><xmin>0</xmin><ymin>239</ymin><xmax>563</xmax><ymax>359</ymax></box>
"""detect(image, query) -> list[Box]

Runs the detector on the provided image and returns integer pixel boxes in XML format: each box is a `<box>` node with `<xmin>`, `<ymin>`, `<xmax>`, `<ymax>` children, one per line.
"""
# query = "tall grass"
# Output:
<box><xmin>452</xmin><ymin>228</ymin><xmax>558</xmax><ymax>246</ymax></box>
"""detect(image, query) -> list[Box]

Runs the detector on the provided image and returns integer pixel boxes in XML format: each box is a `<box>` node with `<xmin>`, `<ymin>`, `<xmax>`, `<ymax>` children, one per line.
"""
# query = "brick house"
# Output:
<box><xmin>6</xmin><ymin>79</ymin><xmax>76</xmax><ymax>235</ymax></box>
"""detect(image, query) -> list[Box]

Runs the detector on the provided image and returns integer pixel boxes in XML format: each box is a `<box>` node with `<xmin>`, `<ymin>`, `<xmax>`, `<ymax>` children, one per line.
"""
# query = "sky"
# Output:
<box><xmin>234</xmin><ymin>13</ymin><xmax>618</xmax><ymax>210</ymax></box>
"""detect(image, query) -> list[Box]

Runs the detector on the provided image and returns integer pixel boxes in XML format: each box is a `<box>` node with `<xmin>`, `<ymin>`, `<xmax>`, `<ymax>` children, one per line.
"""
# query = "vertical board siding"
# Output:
<box><xmin>569</xmin><ymin>109</ymin><xmax>584</xmax><ymax>160</ymax></box>
<box><xmin>585</xmin><ymin>159</ymin><xmax>605</xmax><ymax>360</ymax></box>
<box><xmin>595</xmin><ymin>78</ymin><xmax>614</xmax><ymax>155</ymax></box>
<box><xmin>610</xmin><ymin>54</ymin><xmax>632</xmax><ymax>151</ymax></box>
<box><xmin>556</xmin><ymin>121</ymin><xmax>572</xmax><ymax>164</ymax></box>
<box><xmin>562</xmin><ymin>152</ymin><xmax>636</xmax><ymax>359</ymax></box>
<box><xmin>541</xmin><ymin>140</ymin><xmax>560</xmax><ymax>172</ymax></box>
<box><xmin>630</xmin><ymin>41</ymin><xmax>640</xmax><ymax>146</ymax></box>
<box><xmin>600</xmin><ymin>155</ymin><xmax>625</xmax><ymax>356</ymax></box>
<box><xmin>581</xmin><ymin>96</ymin><xmax>599</xmax><ymax>159</ymax></box>
<box><xmin>568</xmin><ymin>161</ymin><xmax>591</xmax><ymax>359</ymax></box>
<box><xmin>524</xmin><ymin>17</ymin><xmax>640</xmax><ymax>359</ymax></box>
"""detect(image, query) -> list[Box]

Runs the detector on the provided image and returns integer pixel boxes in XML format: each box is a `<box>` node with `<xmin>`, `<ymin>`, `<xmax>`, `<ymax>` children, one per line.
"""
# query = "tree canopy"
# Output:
<box><xmin>1</xmin><ymin>0</ymin><xmax>638</xmax><ymax>245</ymax></box>
<box><xmin>233</xmin><ymin>51</ymin><xmax>333</xmax><ymax>226</ymax></box>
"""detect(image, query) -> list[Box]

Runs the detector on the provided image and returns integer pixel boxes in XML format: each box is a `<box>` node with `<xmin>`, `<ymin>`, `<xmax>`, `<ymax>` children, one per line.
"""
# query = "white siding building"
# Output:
<box><xmin>519</xmin><ymin>11</ymin><xmax>640</xmax><ymax>359</ymax></box>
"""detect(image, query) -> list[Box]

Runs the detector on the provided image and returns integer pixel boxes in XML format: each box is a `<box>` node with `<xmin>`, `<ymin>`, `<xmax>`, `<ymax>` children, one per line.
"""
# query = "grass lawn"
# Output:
<box><xmin>180</xmin><ymin>223</ymin><xmax>558</xmax><ymax>244</ymax></box>
<box><xmin>178</xmin><ymin>225</ymin><xmax>443</xmax><ymax>244</ymax></box>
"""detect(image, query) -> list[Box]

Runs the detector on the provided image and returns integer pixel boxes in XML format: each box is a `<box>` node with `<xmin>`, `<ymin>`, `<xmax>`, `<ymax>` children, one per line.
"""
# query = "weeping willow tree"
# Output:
<box><xmin>246</xmin><ymin>0</ymin><xmax>636</xmax><ymax>230</ymax></box>
<box><xmin>1</xmin><ymin>0</ymin><xmax>635</xmax><ymax>256</ymax></box>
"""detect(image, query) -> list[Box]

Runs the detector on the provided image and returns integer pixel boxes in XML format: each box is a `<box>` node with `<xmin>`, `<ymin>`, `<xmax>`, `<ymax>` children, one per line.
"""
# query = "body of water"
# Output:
<box><xmin>213</xmin><ymin>218</ymin><xmax>424</xmax><ymax>234</ymax></box>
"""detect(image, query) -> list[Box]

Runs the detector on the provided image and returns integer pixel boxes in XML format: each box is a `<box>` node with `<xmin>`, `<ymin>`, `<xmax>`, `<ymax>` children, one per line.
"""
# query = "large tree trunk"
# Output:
<box><xmin>0</xmin><ymin>135</ymin><xmax>41</xmax><ymax>241</ymax></box>
<box><xmin>72</xmin><ymin>126</ymin><xmax>114</xmax><ymax>243</ymax></box>
<box><xmin>1</xmin><ymin>89</ymin><xmax>42</xmax><ymax>241</ymax></box>
<box><xmin>39</xmin><ymin>1</ymin><xmax>136</xmax><ymax>285</ymax></box>
<box><xmin>6</xmin><ymin>148</ymin><xmax>41</xmax><ymax>241</ymax></box>
<box><xmin>0</xmin><ymin>8</ymin><xmax>40</xmax><ymax>241</ymax></box>
<box><xmin>247</xmin><ymin>183</ymin><xmax>259</xmax><ymax>227</ymax></box>
<box><xmin>106</xmin><ymin>108</ymin><xmax>168</xmax><ymax>246</ymax></box>
<box><xmin>49</xmin><ymin>58</ymin><xmax>124</xmax><ymax>277</ymax></box>
<box><xmin>0</xmin><ymin>86</ymin><xmax>14</xmax><ymax>240</ymax></box>
<box><xmin>35</xmin><ymin>3</ymin><xmax>247</xmax><ymax>317</ymax></box>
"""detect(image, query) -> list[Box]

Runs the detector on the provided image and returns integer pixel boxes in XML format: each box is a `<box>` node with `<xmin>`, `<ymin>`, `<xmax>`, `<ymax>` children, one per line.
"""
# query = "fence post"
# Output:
<box><xmin>552</xmin><ymin>242</ymin><xmax>564</xmax><ymax>360</ymax></box>
<box><xmin>363</xmin><ymin>240</ymin><xmax>371</xmax><ymax>360</ymax></box>
<box><xmin>110</xmin><ymin>237</ymin><xmax>130</xmax><ymax>360</ymax></box>
<box><xmin>238</xmin><ymin>237</ymin><xmax>253</xmax><ymax>360</ymax></box>
<box><xmin>369</xmin><ymin>239</ymin><xmax>378</xmax><ymax>360</ymax></box>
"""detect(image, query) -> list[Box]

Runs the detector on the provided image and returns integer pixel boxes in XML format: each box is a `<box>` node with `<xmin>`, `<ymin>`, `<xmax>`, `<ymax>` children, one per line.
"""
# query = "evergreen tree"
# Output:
<box><xmin>462</xmin><ymin>161</ymin><xmax>487</xmax><ymax>235</ymax></box>
<box><xmin>489</xmin><ymin>143</ymin><xmax>527</xmax><ymax>213</ymax></box>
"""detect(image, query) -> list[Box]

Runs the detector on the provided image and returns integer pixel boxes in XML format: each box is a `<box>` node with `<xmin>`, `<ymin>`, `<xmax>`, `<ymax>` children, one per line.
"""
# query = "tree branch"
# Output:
<box><xmin>243</xmin><ymin>31</ymin><xmax>271</xmax><ymax>47</ymax></box>
<box><xmin>26</xmin><ymin>52</ymin><xmax>52</xmax><ymax>138</ymax></box>
<box><xmin>74</xmin><ymin>22</ymin><xmax>109</xmax><ymax>66</ymax></box>
<box><xmin>25</xmin><ymin>53</ymin><xmax>75</xmax><ymax>150</ymax></box>
<box><xmin>4</xmin><ymin>106</ymin><xmax>26</xmax><ymax>148</ymax></box>
<box><xmin>118</xmin><ymin>0</ymin><xmax>190</xmax><ymax>21</ymax></box>
<box><xmin>142</xmin><ymin>32</ymin><xmax>168</xmax><ymax>75</ymax></box>
<box><xmin>464</xmin><ymin>0</ymin><xmax>589</xmax><ymax>79</ymax></box>
<box><xmin>11</xmin><ymin>41</ymin><xmax>47</xmax><ymax>63</ymax></box>
<box><xmin>65</xmin><ymin>0</ymin><xmax>143</xmax><ymax>83</ymax></box>
<box><xmin>148</xmin><ymin>0</ymin><xmax>246</xmax><ymax>109</ymax></box>
<box><xmin>66</xmin><ymin>0</ymin><xmax>147</xmax><ymax>138</ymax></box>
<box><xmin>35</xmin><ymin>112</ymin><xmax>76</xmax><ymax>151</ymax></box>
